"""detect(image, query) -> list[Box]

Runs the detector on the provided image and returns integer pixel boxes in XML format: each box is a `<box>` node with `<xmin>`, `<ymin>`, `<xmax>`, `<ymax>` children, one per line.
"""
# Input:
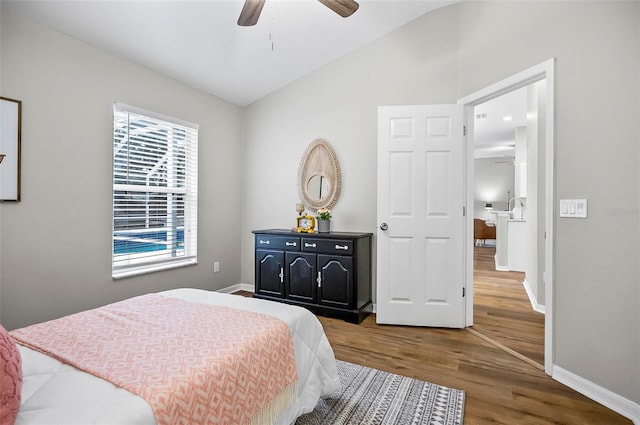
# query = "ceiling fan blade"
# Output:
<box><xmin>238</xmin><ymin>0</ymin><xmax>266</xmax><ymax>26</ymax></box>
<box><xmin>317</xmin><ymin>0</ymin><xmax>359</xmax><ymax>18</ymax></box>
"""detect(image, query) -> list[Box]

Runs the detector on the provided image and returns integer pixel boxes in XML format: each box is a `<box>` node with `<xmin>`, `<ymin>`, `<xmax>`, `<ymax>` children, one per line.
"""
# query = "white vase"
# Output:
<box><xmin>318</xmin><ymin>219</ymin><xmax>330</xmax><ymax>233</ymax></box>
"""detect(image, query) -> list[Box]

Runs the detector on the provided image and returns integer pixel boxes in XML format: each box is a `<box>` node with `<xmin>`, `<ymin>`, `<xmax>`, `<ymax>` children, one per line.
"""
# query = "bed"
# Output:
<box><xmin>7</xmin><ymin>288</ymin><xmax>340</xmax><ymax>425</ymax></box>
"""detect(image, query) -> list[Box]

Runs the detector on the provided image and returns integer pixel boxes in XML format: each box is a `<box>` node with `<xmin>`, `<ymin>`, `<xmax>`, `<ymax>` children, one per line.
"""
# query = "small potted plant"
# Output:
<box><xmin>316</xmin><ymin>208</ymin><xmax>331</xmax><ymax>233</ymax></box>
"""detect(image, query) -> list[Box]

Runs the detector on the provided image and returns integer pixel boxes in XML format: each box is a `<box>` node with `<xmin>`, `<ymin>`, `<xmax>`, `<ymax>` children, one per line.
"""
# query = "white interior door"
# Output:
<box><xmin>377</xmin><ymin>104</ymin><xmax>465</xmax><ymax>328</ymax></box>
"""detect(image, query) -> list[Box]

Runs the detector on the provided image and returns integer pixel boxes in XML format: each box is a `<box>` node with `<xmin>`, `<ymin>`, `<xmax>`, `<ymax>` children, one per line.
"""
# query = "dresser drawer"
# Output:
<box><xmin>302</xmin><ymin>238</ymin><xmax>353</xmax><ymax>255</ymax></box>
<box><xmin>255</xmin><ymin>235</ymin><xmax>300</xmax><ymax>250</ymax></box>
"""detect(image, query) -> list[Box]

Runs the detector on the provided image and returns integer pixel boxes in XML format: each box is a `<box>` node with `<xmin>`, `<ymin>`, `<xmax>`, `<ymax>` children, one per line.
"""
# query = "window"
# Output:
<box><xmin>112</xmin><ymin>103</ymin><xmax>198</xmax><ymax>278</ymax></box>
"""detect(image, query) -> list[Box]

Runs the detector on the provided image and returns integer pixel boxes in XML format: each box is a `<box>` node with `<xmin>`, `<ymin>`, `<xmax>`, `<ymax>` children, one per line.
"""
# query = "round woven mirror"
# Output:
<box><xmin>297</xmin><ymin>138</ymin><xmax>341</xmax><ymax>212</ymax></box>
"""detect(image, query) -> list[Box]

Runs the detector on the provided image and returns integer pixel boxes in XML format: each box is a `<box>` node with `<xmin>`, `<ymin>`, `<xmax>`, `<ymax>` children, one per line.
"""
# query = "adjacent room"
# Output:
<box><xmin>1</xmin><ymin>1</ymin><xmax>638</xmax><ymax>424</ymax></box>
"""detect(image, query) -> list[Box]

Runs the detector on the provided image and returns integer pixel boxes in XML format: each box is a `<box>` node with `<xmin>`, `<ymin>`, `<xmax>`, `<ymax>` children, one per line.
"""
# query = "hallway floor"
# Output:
<box><xmin>473</xmin><ymin>244</ymin><xmax>545</xmax><ymax>367</ymax></box>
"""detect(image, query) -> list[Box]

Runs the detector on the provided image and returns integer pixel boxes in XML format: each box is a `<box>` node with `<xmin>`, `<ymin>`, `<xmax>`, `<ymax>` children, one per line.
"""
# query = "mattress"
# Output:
<box><xmin>16</xmin><ymin>288</ymin><xmax>340</xmax><ymax>425</ymax></box>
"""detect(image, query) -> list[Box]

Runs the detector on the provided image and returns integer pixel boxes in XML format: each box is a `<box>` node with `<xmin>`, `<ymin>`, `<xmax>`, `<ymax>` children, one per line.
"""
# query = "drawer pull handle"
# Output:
<box><xmin>305</xmin><ymin>243</ymin><xmax>317</xmax><ymax>248</ymax></box>
<box><xmin>259</xmin><ymin>240</ymin><xmax>270</xmax><ymax>245</ymax></box>
<box><xmin>286</xmin><ymin>242</ymin><xmax>297</xmax><ymax>247</ymax></box>
<box><xmin>335</xmin><ymin>244</ymin><xmax>349</xmax><ymax>250</ymax></box>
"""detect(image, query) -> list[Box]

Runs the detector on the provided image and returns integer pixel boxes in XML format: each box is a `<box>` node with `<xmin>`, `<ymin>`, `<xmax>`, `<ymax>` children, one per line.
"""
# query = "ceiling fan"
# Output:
<box><xmin>238</xmin><ymin>0</ymin><xmax>360</xmax><ymax>26</ymax></box>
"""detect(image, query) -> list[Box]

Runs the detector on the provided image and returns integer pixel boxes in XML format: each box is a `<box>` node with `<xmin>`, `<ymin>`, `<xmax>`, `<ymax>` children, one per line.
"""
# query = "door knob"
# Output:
<box><xmin>380</xmin><ymin>222</ymin><xmax>388</xmax><ymax>231</ymax></box>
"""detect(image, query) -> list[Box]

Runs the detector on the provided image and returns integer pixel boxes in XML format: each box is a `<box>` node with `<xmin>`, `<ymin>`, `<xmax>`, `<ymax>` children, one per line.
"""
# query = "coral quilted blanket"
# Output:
<box><xmin>11</xmin><ymin>293</ymin><xmax>298</xmax><ymax>425</ymax></box>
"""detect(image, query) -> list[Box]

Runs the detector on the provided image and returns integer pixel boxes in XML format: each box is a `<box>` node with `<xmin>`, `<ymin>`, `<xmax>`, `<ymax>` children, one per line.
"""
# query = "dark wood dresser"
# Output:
<box><xmin>252</xmin><ymin>229</ymin><xmax>373</xmax><ymax>323</ymax></box>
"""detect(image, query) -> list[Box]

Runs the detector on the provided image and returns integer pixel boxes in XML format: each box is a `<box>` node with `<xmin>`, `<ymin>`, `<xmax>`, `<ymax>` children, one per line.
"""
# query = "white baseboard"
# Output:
<box><xmin>217</xmin><ymin>283</ymin><xmax>255</xmax><ymax>294</ymax></box>
<box><xmin>494</xmin><ymin>254</ymin><xmax>509</xmax><ymax>271</ymax></box>
<box><xmin>521</xmin><ymin>278</ymin><xmax>546</xmax><ymax>314</ymax></box>
<box><xmin>553</xmin><ymin>365</ymin><xmax>640</xmax><ymax>424</ymax></box>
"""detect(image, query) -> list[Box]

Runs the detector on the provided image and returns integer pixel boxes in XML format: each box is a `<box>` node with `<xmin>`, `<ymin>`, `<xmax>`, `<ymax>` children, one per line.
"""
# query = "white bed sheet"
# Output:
<box><xmin>16</xmin><ymin>288</ymin><xmax>340</xmax><ymax>425</ymax></box>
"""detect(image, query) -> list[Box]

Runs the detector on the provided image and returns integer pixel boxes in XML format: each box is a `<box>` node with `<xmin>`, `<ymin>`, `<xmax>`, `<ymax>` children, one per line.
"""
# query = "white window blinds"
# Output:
<box><xmin>112</xmin><ymin>103</ymin><xmax>198</xmax><ymax>278</ymax></box>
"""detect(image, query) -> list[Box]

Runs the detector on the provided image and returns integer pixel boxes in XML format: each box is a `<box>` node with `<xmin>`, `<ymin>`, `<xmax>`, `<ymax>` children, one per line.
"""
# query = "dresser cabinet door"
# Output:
<box><xmin>317</xmin><ymin>254</ymin><xmax>352</xmax><ymax>308</ymax></box>
<box><xmin>286</xmin><ymin>252</ymin><xmax>317</xmax><ymax>304</ymax></box>
<box><xmin>256</xmin><ymin>249</ymin><xmax>285</xmax><ymax>297</ymax></box>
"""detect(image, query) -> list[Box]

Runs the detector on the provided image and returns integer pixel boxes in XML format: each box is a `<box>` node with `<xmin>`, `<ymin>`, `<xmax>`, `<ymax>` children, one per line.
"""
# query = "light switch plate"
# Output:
<box><xmin>560</xmin><ymin>199</ymin><xmax>587</xmax><ymax>218</ymax></box>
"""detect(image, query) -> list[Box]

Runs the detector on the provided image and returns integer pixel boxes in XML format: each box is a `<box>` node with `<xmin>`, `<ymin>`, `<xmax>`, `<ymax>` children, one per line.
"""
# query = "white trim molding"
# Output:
<box><xmin>459</xmin><ymin>58</ymin><xmax>555</xmax><ymax>375</ymax></box>
<box><xmin>521</xmin><ymin>278</ymin><xmax>545</xmax><ymax>314</ymax></box>
<box><xmin>553</xmin><ymin>366</ymin><xmax>640</xmax><ymax>424</ymax></box>
<box><xmin>217</xmin><ymin>283</ymin><xmax>255</xmax><ymax>294</ymax></box>
<box><xmin>494</xmin><ymin>254</ymin><xmax>509</xmax><ymax>272</ymax></box>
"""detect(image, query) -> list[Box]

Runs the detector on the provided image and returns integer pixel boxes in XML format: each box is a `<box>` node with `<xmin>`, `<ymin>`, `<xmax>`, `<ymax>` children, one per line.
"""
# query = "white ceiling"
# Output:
<box><xmin>4</xmin><ymin>0</ymin><xmax>459</xmax><ymax>106</ymax></box>
<box><xmin>473</xmin><ymin>87</ymin><xmax>528</xmax><ymax>160</ymax></box>
<box><xmin>5</xmin><ymin>0</ymin><xmax>526</xmax><ymax>149</ymax></box>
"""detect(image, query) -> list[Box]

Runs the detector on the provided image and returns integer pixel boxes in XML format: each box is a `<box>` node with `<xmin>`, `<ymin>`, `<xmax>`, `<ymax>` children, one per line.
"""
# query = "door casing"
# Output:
<box><xmin>457</xmin><ymin>58</ymin><xmax>555</xmax><ymax>374</ymax></box>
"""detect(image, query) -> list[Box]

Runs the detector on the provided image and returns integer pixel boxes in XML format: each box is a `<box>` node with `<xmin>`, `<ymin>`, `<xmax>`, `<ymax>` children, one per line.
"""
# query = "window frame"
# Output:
<box><xmin>112</xmin><ymin>102</ymin><xmax>198</xmax><ymax>279</ymax></box>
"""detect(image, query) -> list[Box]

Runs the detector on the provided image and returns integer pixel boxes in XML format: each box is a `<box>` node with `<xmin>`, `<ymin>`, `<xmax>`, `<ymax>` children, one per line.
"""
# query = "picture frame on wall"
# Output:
<box><xmin>0</xmin><ymin>96</ymin><xmax>22</xmax><ymax>202</ymax></box>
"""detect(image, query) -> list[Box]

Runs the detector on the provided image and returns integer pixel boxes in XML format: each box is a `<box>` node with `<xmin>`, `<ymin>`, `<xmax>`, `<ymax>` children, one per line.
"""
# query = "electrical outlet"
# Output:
<box><xmin>214</xmin><ymin>262</ymin><xmax>220</xmax><ymax>273</ymax></box>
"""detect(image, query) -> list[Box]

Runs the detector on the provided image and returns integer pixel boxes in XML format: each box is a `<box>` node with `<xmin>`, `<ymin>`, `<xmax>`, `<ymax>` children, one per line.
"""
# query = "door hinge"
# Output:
<box><xmin>462</xmin><ymin>287</ymin><xmax>466</xmax><ymax>297</ymax></box>
<box><xmin>463</xmin><ymin>125</ymin><xmax>467</xmax><ymax>136</ymax></box>
<box><xmin>463</xmin><ymin>206</ymin><xmax>466</xmax><ymax>217</ymax></box>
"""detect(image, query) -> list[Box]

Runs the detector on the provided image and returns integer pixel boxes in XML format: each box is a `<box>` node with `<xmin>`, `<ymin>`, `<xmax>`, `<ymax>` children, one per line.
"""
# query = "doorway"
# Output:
<box><xmin>459</xmin><ymin>59</ymin><xmax>555</xmax><ymax>374</ymax></box>
<box><xmin>471</xmin><ymin>85</ymin><xmax>545</xmax><ymax>368</ymax></box>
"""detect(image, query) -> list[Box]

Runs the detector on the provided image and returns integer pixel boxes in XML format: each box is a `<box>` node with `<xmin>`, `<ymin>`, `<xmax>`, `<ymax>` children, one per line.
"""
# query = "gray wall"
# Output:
<box><xmin>2</xmin><ymin>0</ymin><xmax>639</xmax><ymax>412</ymax></box>
<box><xmin>241</xmin><ymin>4</ymin><xmax>461</xmax><ymax>304</ymax></box>
<box><xmin>242</xmin><ymin>1</ymin><xmax>640</xmax><ymax>406</ymax></box>
<box><xmin>0</xmin><ymin>10</ymin><xmax>245</xmax><ymax>330</ymax></box>
<box><xmin>458</xmin><ymin>0</ymin><xmax>638</xmax><ymax>404</ymax></box>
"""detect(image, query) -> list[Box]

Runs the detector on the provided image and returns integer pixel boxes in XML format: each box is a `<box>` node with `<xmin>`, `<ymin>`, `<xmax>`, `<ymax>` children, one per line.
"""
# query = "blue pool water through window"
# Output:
<box><xmin>113</xmin><ymin>229</ymin><xmax>185</xmax><ymax>254</ymax></box>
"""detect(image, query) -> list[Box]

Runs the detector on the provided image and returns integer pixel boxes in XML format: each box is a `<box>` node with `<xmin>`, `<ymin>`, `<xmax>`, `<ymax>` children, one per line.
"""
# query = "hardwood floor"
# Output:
<box><xmin>473</xmin><ymin>244</ymin><xmax>545</xmax><ymax>367</ymax></box>
<box><xmin>317</xmin><ymin>315</ymin><xmax>630</xmax><ymax>424</ymax></box>
<box><xmin>234</xmin><ymin>255</ymin><xmax>632</xmax><ymax>424</ymax></box>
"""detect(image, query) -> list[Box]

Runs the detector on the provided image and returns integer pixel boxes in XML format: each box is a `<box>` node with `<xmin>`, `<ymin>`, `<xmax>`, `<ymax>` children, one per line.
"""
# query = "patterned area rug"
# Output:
<box><xmin>296</xmin><ymin>360</ymin><xmax>465</xmax><ymax>425</ymax></box>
